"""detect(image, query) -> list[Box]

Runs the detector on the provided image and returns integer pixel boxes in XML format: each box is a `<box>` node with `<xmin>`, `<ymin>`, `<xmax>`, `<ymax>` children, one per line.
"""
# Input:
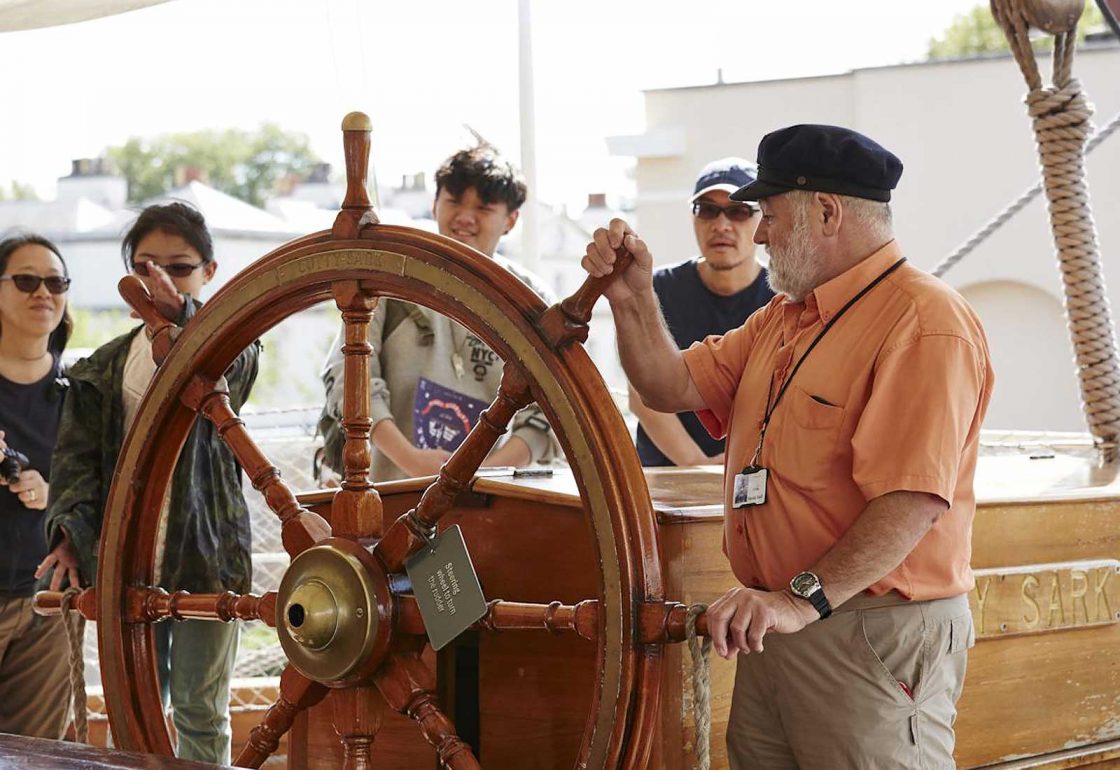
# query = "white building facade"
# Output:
<box><xmin>610</xmin><ymin>44</ymin><xmax>1120</xmax><ymax>433</ymax></box>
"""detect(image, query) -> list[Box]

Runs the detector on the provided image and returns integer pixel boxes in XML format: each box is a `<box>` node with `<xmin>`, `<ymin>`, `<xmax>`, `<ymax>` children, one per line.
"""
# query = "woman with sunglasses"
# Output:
<box><xmin>0</xmin><ymin>232</ymin><xmax>75</xmax><ymax>739</ymax></box>
<box><xmin>42</xmin><ymin>202</ymin><xmax>259</xmax><ymax>764</ymax></box>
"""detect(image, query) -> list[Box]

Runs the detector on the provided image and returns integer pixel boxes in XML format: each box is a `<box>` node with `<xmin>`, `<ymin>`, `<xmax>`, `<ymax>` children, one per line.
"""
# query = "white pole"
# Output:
<box><xmin>517</xmin><ymin>0</ymin><xmax>540</xmax><ymax>271</ymax></box>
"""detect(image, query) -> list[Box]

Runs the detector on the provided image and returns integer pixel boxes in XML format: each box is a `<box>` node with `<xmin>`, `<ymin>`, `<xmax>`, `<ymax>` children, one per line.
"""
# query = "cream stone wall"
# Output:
<box><xmin>615</xmin><ymin>46</ymin><xmax>1120</xmax><ymax>432</ymax></box>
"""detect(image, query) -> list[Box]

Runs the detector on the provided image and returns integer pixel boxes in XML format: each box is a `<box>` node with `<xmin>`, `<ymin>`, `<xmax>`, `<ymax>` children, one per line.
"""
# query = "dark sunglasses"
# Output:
<box><xmin>133</xmin><ymin>261</ymin><xmax>206</xmax><ymax>279</ymax></box>
<box><xmin>0</xmin><ymin>274</ymin><xmax>71</xmax><ymax>295</ymax></box>
<box><xmin>692</xmin><ymin>201</ymin><xmax>757</xmax><ymax>222</ymax></box>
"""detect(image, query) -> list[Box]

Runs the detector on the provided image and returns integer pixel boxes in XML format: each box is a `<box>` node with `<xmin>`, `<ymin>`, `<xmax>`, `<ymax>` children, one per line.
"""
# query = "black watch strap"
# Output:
<box><xmin>809</xmin><ymin>588</ymin><xmax>832</xmax><ymax>619</ymax></box>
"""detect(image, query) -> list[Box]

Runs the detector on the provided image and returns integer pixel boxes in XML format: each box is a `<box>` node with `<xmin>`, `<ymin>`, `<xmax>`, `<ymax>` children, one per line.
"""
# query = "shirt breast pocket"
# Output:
<box><xmin>773</xmin><ymin>386</ymin><xmax>846</xmax><ymax>491</ymax></box>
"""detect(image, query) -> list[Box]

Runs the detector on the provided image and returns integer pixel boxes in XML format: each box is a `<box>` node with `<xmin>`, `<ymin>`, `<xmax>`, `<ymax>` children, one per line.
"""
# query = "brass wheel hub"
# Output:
<box><xmin>276</xmin><ymin>538</ymin><xmax>392</xmax><ymax>684</ymax></box>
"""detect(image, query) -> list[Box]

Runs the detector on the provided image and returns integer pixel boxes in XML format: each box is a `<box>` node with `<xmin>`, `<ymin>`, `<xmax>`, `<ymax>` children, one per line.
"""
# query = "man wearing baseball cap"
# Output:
<box><xmin>632</xmin><ymin>158</ymin><xmax>774</xmax><ymax>467</ymax></box>
<box><xmin>584</xmin><ymin>124</ymin><xmax>994</xmax><ymax>767</ymax></box>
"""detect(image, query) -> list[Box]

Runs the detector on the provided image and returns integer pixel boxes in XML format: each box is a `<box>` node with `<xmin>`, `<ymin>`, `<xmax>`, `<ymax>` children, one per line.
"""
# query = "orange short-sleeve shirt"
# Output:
<box><xmin>682</xmin><ymin>241</ymin><xmax>994</xmax><ymax>601</ymax></box>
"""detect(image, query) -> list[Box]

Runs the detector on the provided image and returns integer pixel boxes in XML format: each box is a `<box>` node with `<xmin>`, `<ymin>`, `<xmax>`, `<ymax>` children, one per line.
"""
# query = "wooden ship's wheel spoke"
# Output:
<box><xmin>537</xmin><ymin>246</ymin><xmax>633</xmax><ymax>349</ymax></box>
<box><xmin>331</xmin><ymin>279</ymin><xmax>378</xmax><ymax>494</ymax></box>
<box><xmin>116</xmin><ymin>276</ymin><xmax>180</xmax><ymax>365</ymax></box>
<box><xmin>33</xmin><ymin>587</ymin><xmax>279</xmax><ymax>626</ymax></box>
<box><xmin>376</xmin><ymin>363</ymin><xmax>534</xmax><ymax>573</ymax></box>
<box><xmin>235</xmin><ymin>667</ymin><xmax>329</xmax><ymax>769</ymax></box>
<box><xmin>474</xmin><ymin>598</ymin><xmax>598</xmax><ymax>639</ymax></box>
<box><xmin>183</xmin><ymin>372</ymin><xmax>330</xmax><ymax>558</ymax></box>
<box><xmin>33</xmin><ymin>587</ymin><xmax>98</xmax><ymax>621</ymax></box>
<box><xmin>327</xmin><ymin>686</ymin><xmax>388</xmax><ymax>770</ymax></box>
<box><xmin>376</xmin><ymin>654</ymin><xmax>482</xmax><ymax>769</ymax></box>
<box><xmin>128</xmin><ymin>587</ymin><xmax>279</xmax><ymax>625</ymax></box>
<box><xmin>329</xmin><ymin>279</ymin><xmax>383</xmax><ymax>542</ymax></box>
<box><xmin>131</xmin><ymin>588</ymin><xmax>279</xmax><ymax>625</ymax></box>
<box><xmin>394</xmin><ymin>595</ymin><xmax>600</xmax><ymax>640</ymax></box>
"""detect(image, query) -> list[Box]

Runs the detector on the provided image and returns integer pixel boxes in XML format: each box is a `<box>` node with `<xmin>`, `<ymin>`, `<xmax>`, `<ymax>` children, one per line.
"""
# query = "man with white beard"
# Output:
<box><xmin>582</xmin><ymin>124</ymin><xmax>995</xmax><ymax>768</ymax></box>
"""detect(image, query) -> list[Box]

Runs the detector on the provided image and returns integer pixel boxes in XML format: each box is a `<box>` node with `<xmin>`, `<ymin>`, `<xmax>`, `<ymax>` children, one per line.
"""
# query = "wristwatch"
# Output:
<box><xmin>789</xmin><ymin>571</ymin><xmax>832</xmax><ymax>619</ymax></box>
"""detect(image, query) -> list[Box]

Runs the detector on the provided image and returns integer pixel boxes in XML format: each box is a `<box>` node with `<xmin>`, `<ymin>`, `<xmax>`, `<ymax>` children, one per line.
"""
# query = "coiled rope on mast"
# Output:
<box><xmin>987</xmin><ymin>0</ymin><xmax>1120</xmax><ymax>460</ymax></box>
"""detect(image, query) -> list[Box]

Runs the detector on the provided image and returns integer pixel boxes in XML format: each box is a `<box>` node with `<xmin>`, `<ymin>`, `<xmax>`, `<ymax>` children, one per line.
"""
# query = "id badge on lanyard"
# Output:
<box><xmin>733</xmin><ymin>465</ymin><xmax>768</xmax><ymax>508</ymax></box>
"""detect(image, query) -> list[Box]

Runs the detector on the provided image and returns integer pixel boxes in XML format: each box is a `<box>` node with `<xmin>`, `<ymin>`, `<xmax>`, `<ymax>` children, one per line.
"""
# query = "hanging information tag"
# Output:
<box><xmin>405</xmin><ymin>525</ymin><xmax>488</xmax><ymax>651</ymax></box>
<box><xmin>733</xmin><ymin>466</ymin><xmax>768</xmax><ymax>508</ymax></box>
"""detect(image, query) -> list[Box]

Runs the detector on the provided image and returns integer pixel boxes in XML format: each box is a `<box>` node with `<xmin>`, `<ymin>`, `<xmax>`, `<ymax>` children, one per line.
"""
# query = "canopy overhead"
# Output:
<box><xmin>0</xmin><ymin>0</ymin><xmax>172</xmax><ymax>32</ymax></box>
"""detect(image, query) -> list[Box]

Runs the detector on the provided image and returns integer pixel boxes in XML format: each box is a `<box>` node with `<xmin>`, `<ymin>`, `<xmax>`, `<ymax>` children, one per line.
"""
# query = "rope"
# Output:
<box><xmin>59</xmin><ymin>587</ymin><xmax>88</xmax><ymax>743</ymax></box>
<box><xmin>930</xmin><ymin>109</ymin><xmax>1120</xmax><ymax>279</ymax></box>
<box><xmin>685</xmin><ymin>604</ymin><xmax>712</xmax><ymax>770</ymax></box>
<box><xmin>988</xmin><ymin>0</ymin><xmax>1120</xmax><ymax>459</ymax></box>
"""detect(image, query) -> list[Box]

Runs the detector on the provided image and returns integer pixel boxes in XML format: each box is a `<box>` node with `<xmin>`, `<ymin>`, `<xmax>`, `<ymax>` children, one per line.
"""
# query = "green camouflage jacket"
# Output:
<box><xmin>45</xmin><ymin>301</ymin><xmax>259</xmax><ymax>594</ymax></box>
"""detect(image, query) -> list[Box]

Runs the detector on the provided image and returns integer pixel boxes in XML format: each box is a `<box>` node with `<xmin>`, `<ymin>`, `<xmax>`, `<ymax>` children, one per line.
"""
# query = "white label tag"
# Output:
<box><xmin>733</xmin><ymin>466</ymin><xmax>768</xmax><ymax>508</ymax></box>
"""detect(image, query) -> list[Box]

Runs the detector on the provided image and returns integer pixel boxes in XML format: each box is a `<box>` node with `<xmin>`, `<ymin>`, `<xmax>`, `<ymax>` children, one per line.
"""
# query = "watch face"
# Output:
<box><xmin>790</xmin><ymin>572</ymin><xmax>821</xmax><ymax>598</ymax></box>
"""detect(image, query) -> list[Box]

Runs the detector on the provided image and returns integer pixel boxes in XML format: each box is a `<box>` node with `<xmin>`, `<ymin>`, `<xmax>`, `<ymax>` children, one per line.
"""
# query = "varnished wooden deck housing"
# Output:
<box><xmin>283</xmin><ymin>453</ymin><xmax>1120</xmax><ymax>769</ymax></box>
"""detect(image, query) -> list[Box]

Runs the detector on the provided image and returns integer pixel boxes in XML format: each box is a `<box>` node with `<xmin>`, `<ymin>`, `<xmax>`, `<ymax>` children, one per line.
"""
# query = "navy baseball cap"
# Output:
<box><xmin>731</xmin><ymin>124</ymin><xmax>903</xmax><ymax>203</ymax></box>
<box><xmin>691</xmin><ymin>157</ymin><xmax>758</xmax><ymax>203</ymax></box>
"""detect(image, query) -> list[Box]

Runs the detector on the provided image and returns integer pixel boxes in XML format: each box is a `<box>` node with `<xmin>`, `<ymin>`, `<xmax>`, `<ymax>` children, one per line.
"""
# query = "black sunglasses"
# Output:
<box><xmin>132</xmin><ymin>261</ymin><xmax>207</xmax><ymax>279</ymax></box>
<box><xmin>692</xmin><ymin>201</ymin><xmax>757</xmax><ymax>222</ymax></box>
<box><xmin>0</xmin><ymin>274</ymin><xmax>71</xmax><ymax>295</ymax></box>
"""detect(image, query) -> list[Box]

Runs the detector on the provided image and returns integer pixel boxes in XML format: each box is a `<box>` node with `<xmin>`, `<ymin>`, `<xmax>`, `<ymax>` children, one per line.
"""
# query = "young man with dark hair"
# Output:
<box><xmin>321</xmin><ymin>145</ymin><xmax>555</xmax><ymax>481</ymax></box>
<box><xmin>43</xmin><ymin>202</ymin><xmax>258</xmax><ymax>764</ymax></box>
<box><xmin>434</xmin><ymin>144</ymin><xmax>528</xmax><ymax>219</ymax></box>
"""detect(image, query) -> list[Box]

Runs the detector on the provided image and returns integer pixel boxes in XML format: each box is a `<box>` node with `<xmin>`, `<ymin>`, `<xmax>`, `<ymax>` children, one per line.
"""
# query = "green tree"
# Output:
<box><xmin>0</xmin><ymin>180</ymin><xmax>40</xmax><ymax>201</ymax></box>
<box><xmin>105</xmin><ymin>123</ymin><xmax>321</xmax><ymax>207</ymax></box>
<box><xmin>65</xmin><ymin>308</ymin><xmax>137</xmax><ymax>351</ymax></box>
<box><xmin>929</xmin><ymin>1</ymin><xmax>1107</xmax><ymax>59</ymax></box>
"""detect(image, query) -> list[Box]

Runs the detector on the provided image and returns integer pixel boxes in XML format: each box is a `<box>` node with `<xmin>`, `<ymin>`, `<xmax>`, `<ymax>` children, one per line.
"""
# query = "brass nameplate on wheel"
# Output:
<box><xmin>274</xmin><ymin>249</ymin><xmax>403</xmax><ymax>282</ymax></box>
<box><xmin>405</xmin><ymin>525</ymin><xmax>488</xmax><ymax>651</ymax></box>
<box><xmin>970</xmin><ymin>560</ymin><xmax>1120</xmax><ymax>638</ymax></box>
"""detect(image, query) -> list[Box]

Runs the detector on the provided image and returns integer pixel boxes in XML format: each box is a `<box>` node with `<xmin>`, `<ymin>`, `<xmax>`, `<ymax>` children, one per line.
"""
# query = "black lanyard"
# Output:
<box><xmin>747</xmin><ymin>258</ymin><xmax>906</xmax><ymax>468</ymax></box>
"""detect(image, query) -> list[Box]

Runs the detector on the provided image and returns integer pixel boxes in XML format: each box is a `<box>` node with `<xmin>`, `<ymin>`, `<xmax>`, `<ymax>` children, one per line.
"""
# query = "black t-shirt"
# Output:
<box><xmin>636</xmin><ymin>259</ymin><xmax>775</xmax><ymax>467</ymax></box>
<box><xmin>0</xmin><ymin>356</ymin><xmax>64</xmax><ymax>596</ymax></box>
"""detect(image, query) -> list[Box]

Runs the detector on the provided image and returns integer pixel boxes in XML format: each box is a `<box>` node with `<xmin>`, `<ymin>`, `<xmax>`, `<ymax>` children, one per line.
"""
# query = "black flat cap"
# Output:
<box><xmin>731</xmin><ymin>124</ymin><xmax>903</xmax><ymax>203</ymax></box>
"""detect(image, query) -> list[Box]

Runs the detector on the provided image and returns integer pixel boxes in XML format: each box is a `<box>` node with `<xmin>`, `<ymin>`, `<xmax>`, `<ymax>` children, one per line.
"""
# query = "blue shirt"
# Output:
<box><xmin>636</xmin><ymin>258</ymin><xmax>774</xmax><ymax>467</ymax></box>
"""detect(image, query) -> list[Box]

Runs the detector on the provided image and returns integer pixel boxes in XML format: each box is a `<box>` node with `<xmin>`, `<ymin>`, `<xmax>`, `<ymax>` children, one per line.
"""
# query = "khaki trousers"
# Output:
<box><xmin>727</xmin><ymin>593</ymin><xmax>973</xmax><ymax>770</ymax></box>
<box><xmin>0</xmin><ymin>595</ymin><xmax>71</xmax><ymax>739</ymax></box>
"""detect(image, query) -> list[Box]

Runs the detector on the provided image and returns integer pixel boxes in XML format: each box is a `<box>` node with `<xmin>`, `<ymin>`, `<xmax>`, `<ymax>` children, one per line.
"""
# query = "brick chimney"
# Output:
<box><xmin>579</xmin><ymin>192</ymin><xmax>621</xmax><ymax>234</ymax></box>
<box><xmin>57</xmin><ymin>158</ymin><xmax>127</xmax><ymax>208</ymax></box>
<box><xmin>174</xmin><ymin>166</ymin><xmax>208</xmax><ymax>186</ymax></box>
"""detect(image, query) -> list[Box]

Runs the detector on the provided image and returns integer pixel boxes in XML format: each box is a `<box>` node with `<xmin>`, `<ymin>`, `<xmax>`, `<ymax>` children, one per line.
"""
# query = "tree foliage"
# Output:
<box><xmin>0</xmin><ymin>180</ymin><xmax>39</xmax><ymax>201</ymax></box>
<box><xmin>928</xmin><ymin>1</ymin><xmax>1107</xmax><ymax>59</ymax></box>
<box><xmin>105</xmin><ymin>123</ymin><xmax>321</xmax><ymax>207</ymax></box>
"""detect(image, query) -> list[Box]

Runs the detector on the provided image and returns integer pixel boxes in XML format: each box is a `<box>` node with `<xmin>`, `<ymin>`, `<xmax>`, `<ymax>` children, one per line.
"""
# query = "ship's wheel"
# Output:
<box><xmin>36</xmin><ymin>113</ymin><xmax>711</xmax><ymax>769</ymax></box>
